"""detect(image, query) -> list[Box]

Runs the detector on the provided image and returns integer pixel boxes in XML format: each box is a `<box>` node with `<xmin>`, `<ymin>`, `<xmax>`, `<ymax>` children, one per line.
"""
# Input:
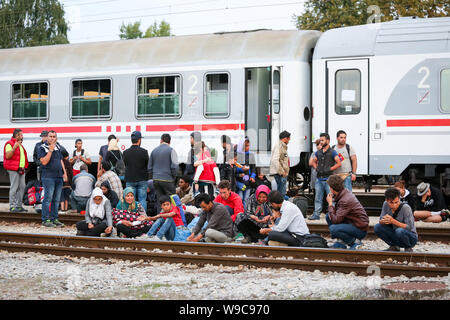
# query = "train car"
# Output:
<box><xmin>312</xmin><ymin>17</ymin><xmax>450</xmax><ymax>192</ymax></box>
<box><xmin>0</xmin><ymin>29</ymin><xmax>320</xmax><ymax>182</ymax></box>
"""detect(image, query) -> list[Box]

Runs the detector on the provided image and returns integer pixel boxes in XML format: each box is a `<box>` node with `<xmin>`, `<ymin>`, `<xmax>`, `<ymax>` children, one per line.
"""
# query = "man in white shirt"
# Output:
<box><xmin>70</xmin><ymin>138</ymin><xmax>92</xmax><ymax>176</ymax></box>
<box><xmin>332</xmin><ymin>130</ymin><xmax>357</xmax><ymax>191</ymax></box>
<box><xmin>260</xmin><ymin>190</ymin><xmax>309</xmax><ymax>246</ymax></box>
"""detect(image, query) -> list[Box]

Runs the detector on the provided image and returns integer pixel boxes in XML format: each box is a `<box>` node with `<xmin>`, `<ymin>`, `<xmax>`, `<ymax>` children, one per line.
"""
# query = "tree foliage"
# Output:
<box><xmin>0</xmin><ymin>0</ymin><xmax>69</xmax><ymax>48</ymax></box>
<box><xmin>294</xmin><ymin>0</ymin><xmax>450</xmax><ymax>32</ymax></box>
<box><xmin>119</xmin><ymin>20</ymin><xmax>172</xmax><ymax>39</ymax></box>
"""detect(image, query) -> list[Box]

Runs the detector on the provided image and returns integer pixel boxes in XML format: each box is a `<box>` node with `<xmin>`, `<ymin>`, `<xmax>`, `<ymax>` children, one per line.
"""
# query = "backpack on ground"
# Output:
<box><xmin>302</xmin><ymin>233</ymin><xmax>329</xmax><ymax>248</ymax></box>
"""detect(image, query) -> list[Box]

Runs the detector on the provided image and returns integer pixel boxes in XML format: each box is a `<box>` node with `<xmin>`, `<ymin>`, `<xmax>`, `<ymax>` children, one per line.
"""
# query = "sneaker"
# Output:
<box><xmin>9</xmin><ymin>207</ymin><xmax>17</xmax><ymax>213</ymax></box>
<box><xmin>52</xmin><ymin>219</ymin><xmax>65</xmax><ymax>228</ymax></box>
<box><xmin>42</xmin><ymin>220</ymin><xmax>56</xmax><ymax>228</ymax></box>
<box><xmin>193</xmin><ymin>190</ymin><xmax>200</xmax><ymax>198</ymax></box>
<box><xmin>234</xmin><ymin>233</ymin><xmax>245</xmax><ymax>242</ymax></box>
<box><xmin>384</xmin><ymin>246</ymin><xmax>400</xmax><ymax>252</ymax></box>
<box><xmin>349</xmin><ymin>239</ymin><xmax>362</xmax><ymax>250</ymax></box>
<box><xmin>440</xmin><ymin>209</ymin><xmax>450</xmax><ymax>220</ymax></box>
<box><xmin>16</xmin><ymin>207</ymin><xmax>28</xmax><ymax>213</ymax></box>
<box><xmin>214</xmin><ymin>188</ymin><xmax>219</xmax><ymax>197</ymax></box>
<box><xmin>76</xmin><ymin>230</ymin><xmax>87</xmax><ymax>236</ymax></box>
<box><xmin>268</xmin><ymin>240</ymin><xmax>287</xmax><ymax>246</ymax></box>
<box><xmin>257</xmin><ymin>239</ymin><xmax>267</xmax><ymax>246</ymax></box>
<box><xmin>147</xmin><ymin>235</ymin><xmax>160</xmax><ymax>241</ymax></box>
<box><xmin>307</xmin><ymin>214</ymin><xmax>321</xmax><ymax>220</ymax></box>
<box><xmin>330</xmin><ymin>240</ymin><xmax>347</xmax><ymax>249</ymax></box>
<box><xmin>404</xmin><ymin>247</ymin><xmax>414</xmax><ymax>253</ymax></box>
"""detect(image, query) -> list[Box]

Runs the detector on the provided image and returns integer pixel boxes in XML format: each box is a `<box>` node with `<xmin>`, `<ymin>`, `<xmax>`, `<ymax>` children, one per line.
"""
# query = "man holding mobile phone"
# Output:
<box><xmin>3</xmin><ymin>128</ymin><xmax>29</xmax><ymax>213</ymax></box>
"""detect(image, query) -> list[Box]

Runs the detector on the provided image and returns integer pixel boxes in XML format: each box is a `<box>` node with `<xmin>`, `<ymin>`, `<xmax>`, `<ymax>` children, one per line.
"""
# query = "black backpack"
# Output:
<box><xmin>302</xmin><ymin>233</ymin><xmax>329</xmax><ymax>248</ymax></box>
<box><xmin>109</xmin><ymin>151</ymin><xmax>125</xmax><ymax>176</ymax></box>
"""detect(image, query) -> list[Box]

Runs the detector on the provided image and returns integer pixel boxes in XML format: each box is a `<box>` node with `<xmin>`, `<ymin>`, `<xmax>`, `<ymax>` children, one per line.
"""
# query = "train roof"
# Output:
<box><xmin>313</xmin><ymin>16</ymin><xmax>450</xmax><ymax>59</ymax></box>
<box><xmin>0</xmin><ymin>30</ymin><xmax>320</xmax><ymax>77</ymax></box>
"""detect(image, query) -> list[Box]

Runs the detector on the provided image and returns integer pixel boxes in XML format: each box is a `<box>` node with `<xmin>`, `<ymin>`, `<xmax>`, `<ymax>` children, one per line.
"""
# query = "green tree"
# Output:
<box><xmin>119</xmin><ymin>21</ymin><xmax>143</xmax><ymax>40</ymax></box>
<box><xmin>0</xmin><ymin>0</ymin><xmax>69</xmax><ymax>48</ymax></box>
<box><xmin>119</xmin><ymin>20</ymin><xmax>172</xmax><ymax>40</ymax></box>
<box><xmin>294</xmin><ymin>0</ymin><xmax>450</xmax><ymax>32</ymax></box>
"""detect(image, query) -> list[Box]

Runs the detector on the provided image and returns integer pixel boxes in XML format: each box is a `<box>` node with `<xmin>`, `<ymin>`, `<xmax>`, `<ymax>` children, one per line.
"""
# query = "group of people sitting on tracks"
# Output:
<box><xmin>3</xmin><ymin>128</ymin><xmax>449</xmax><ymax>252</ymax></box>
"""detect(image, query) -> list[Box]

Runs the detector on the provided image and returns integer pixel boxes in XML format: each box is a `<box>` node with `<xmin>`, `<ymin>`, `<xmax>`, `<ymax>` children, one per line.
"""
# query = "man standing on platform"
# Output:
<box><xmin>3</xmin><ymin>128</ymin><xmax>29</xmax><ymax>213</ymax></box>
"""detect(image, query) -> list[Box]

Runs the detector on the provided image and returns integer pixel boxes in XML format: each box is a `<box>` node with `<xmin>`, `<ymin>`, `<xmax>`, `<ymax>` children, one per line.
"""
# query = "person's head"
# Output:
<box><xmin>47</xmin><ymin>130</ymin><xmax>57</xmax><ymax>144</ymax></box>
<box><xmin>279</xmin><ymin>131</ymin><xmax>291</xmax><ymax>144</ymax></box>
<box><xmin>40</xmin><ymin>130</ymin><xmax>48</xmax><ymax>142</ymax></box>
<box><xmin>314</xmin><ymin>139</ymin><xmax>322</xmax><ymax>151</ymax></box>
<box><xmin>218</xmin><ymin>180</ymin><xmax>232</xmax><ymax>200</ymax></box>
<box><xmin>193</xmin><ymin>141</ymin><xmax>204</xmax><ymax>155</ymax></box>
<box><xmin>92</xmin><ymin>187</ymin><xmax>104</xmax><ymax>205</ymax></box>
<box><xmin>123</xmin><ymin>188</ymin><xmax>135</xmax><ymax>204</ymax></box>
<box><xmin>417</xmin><ymin>182</ymin><xmax>431</xmax><ymax>198</ymax></box>
<box><xmin>131</xmin><ymin>131</ymin><xmax>142</xmax><ymax>145</ymax></box>
<box><xmin>101</xmin><ymin>161</ymin><xmax>111</xmax><ymax>172</ymax></box>
<box><xmin>286</xmin><ymin>188</ymin><xmax>298</xmax><ymax>198</ymax></box>
<box><xmin>108</xmin><ymin>138</ymin><xmax>120</xmax><ymax>151</ymax></box>
<box><xmin>244</xmin><ymin>137</ymin><xmax>250</xmax><ymax>152</ymax></box>
<box><xmin>107</xmin><ymin>134</ymin><xmax>117</xmax><ymax>142</ymax></box>
<box><xmin>327</xmin><ymin>174</ymin><xmax>344</xmax><ymax>194</ymax></box>
<box><xmin>100</xmin><ymin>180</ymin><xmax>111</xmax><ymax>195</ymax></box>
<box><xmin>268</xmin><ymin>190</ymin><xmax>284</xmax><ymax>211</ymax></box>
<box><xmin>221</xmin><ymin>135</ymin><xmax>231</xmax><ymax>149</ymax></box>
<box><xmin>319</xmin><ymin>132</ymin><xmax>330</xmax><ymax>148</ymax></box>
<box><xmin>256</xmin><ymin>167</ymin><xmax>265</xmax><ymax>180</ymax></box>
<box><xmin>75</xmin><ymin>138</ymin><xmax>82</xmax><ymax>150</ymax></box>
<box><xmin>80</xmin><ymin>164</ymin><xmax>88</xmax><ymax>172</ymax></box>
<box><xmin>394</xmin><ymin>181</ymin><xmax>406</xmax><ymax>197</ymax></box>
<box><xmin>12</xmin><ymin>128</ymin><xmax>23</xmax><ymax>141</ymax></box>
<box><xmin>178</xmin><ymin>175</ymin><xmax>191</xmax><ymax>189</ymax></box>
<box><xmin>336</xmin><ymin>130</ymin><xmax>347</xmax><ymax>146</ymax></box>
<box><xmin>256</xmin><ymin>185</ymin><xmax>271</xmax><ymax>204</ymax></box>
<box><xmin>385</xmin><ymin>187</ymin><xmax>401</xmax><ymax>212</ymax></box>
<box><xmin>161</xmin><ymin>133</ymin><xmax>171</xmax><ymax>144</ymax></box>
<box><xmin>159</xmin><ymin>195</ymin><xmax>173</xmax><ymax>213</ymax></box>
<box><xmin>196</xmin><ymin>193</ymin><xmax>214</xmax><ymax>212</ymax></box>
<box><xmin>190</xmin><ymin>131</ymin><xmax>201</xmax><ymax>146</ymax></box>
<box><xmin>61</xmin><ymin>149</ymin><xmax>69</xmax><ymax>160</ymax></box>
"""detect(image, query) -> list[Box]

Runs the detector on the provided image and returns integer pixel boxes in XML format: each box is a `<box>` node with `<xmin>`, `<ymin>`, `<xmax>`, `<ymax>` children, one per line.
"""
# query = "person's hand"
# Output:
<box><xmin>249</xmin><ymin>178</ymin><xmax>255</xmax><ymax>183</ymax></box>
<box><xmin>137</xmin><ymin>215</ymin><xmax>148</xmax><ymax>221</ymax></box>
<box><xmin>351</xmin><ymin>173</ymin><xmax>356</xmax><ymax>182</ymax></box>
<box><xmin>381</xmin><ymin>214</ymin><xmax>393</xmax><ymax>225</ymax></box>
<box><xmin>326</xmin><ymin>193</ymin><xmax>333</xmax><ymax>206</ymax></box>
<box><xmin>121</xmin><ymin>220</ymin><xmax>133</xmax><ymax>227</ymax></box>
<box><xmin>259</xmin><ymin>228</ymin><xmax>271</xmax><ymax>235</ymax></box>
<box><xmin>105</xmin><ymin>226</ymin><xmax>112</xmax><ymax>234</ymax></box>
<box><xmin>49</xmin><ymin>143</ymin><xmax>55</xmax><ymax>152</ymax></box>
<box><xmin>187</xmin><ymin>233</ymin><xmax>195</xmax><ymax>242</ymax></box>
<box><xmin>249</xmin><ymin>215</ymin><xmax>258</xmax><ymax>221</ymax></box>
<box><xmin>63</xmin><ymin>173</ymin><xmax>68</xmax><ymax>183</ymax></box>
<box><xmin>88</xmin><ymin>223</ymin><xmax>94</xmax><ymax>229</ymax></box>
<box><xmin>262</xmin><ymin>215</ymin><xmax>271</xmax><ymax>223</ymax></box>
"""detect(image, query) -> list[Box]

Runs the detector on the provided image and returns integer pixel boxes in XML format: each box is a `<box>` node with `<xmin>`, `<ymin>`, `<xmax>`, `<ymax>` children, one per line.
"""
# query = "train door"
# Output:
<box><xmin>245</xmin><ymin>67</ymin><xmax>272</xmax><ymax>153</ymax></box>
<box><xmin>326</xmin><ymin>59</ymin><xmax>369</xmax><ymax>174</ymax></box>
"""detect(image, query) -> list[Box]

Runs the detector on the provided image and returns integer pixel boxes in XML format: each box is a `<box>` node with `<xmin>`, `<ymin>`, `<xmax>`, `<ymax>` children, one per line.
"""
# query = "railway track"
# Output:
<box><xmin>0</xmin><ymin>211</ymin><xmax>448</xmax><ymax>243</ymax></box>
<box><xmin>0</xmin><ymin>231</ymin><xmax>448</xmax><ymax>278</ymax></box>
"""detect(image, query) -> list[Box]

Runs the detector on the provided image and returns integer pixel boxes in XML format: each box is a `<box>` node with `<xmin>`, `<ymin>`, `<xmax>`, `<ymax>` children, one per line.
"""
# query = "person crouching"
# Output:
<box><xmin>76</xmin><ymin>187</ymin><xmax>113</xmax><ymax>237</ymax></box>
<box><xmin>326</xmin><ymin>174</ymin><xmax>369</xmax><ymax>249</ymax></box>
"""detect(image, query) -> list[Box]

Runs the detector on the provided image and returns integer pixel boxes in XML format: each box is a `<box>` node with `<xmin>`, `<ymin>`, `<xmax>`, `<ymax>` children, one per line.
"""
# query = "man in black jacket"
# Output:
<box><xmin>123</xmin><ymin>131</ymin><xmax>149</xmax><ymax>211</ymax></box>
<box><xmin>413</xmin><ymin>182</ymin><xmax>449</xmax><ymax>223</ymax></box>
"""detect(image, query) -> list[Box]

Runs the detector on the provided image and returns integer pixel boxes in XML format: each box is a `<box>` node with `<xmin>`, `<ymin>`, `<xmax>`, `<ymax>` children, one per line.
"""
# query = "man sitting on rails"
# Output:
<box><xmin>413</xmin><ymin>182</ymin><xmax>450</xmax><ymax>223</ymax></box>
<box><xmin>187</xmin><ymin>193</ymin><xmax>234</xmax><ymax>243</ymax></box>
<box><xmin>325</xmin><ymin>174</ymin><xmax>369</xmax><ymax>250</ymax></box>
<box><xmin>374</xmin><ymin>187</ymin><xmax>418</xmax><ymax>252</ymax></box>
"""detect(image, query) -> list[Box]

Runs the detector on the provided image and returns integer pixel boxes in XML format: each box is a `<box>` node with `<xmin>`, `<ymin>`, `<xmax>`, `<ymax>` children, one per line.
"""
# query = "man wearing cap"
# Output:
<box><xmin>413</xmin><ymin>182</ymin><xmax>450</xmax><ymax>223</ymax></box>
<box><xmin>3</xmin><ymin>128</ymin><xmax>28</xmax><ymax>213</ymax></box>
<box><xmin>33</xmin><ymin>130</ymin><xmax>48</xmax><ymax>181</ymax></box>
<box><xmin>123</xmin><ymin>131</ymin><xmax>149</xmax><ymax>211</ymax></box>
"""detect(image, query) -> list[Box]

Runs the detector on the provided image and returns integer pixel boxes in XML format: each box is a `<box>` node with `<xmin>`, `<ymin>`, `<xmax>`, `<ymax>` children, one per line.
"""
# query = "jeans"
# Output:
<box><xmin>41</xmin><ymin>177</ymin><xmax>63</xmax><ymax>222</ymax></box>
<box><xmin>7</xmin><ymin>170</ymin><xmax>26</xmax><ymax>209</ymax></box>
<box><xmin>237</xmin><ymin>188</ymin><xmax>251</xmax><ymax>208</ymax></box>
<box><xmin>76</xmin><ymin>220</ymin><xmax>107</xmax><ymax>237</ymax></box>
<box><xmin>374</xmin><ymin>224</ymin><xmax>418</xmax><ymax>249</ymax></box>
<box><xmin>326</xmin><ymin>213</ymin><xmax>367</xmax><ymax>245</ymax></box>
<box><xmin>126</xmin><ymin>181</ymin><xmax>148</xmax><ymax>212</ymax></box>
<box><xmin>313</xmin><ymin>179</ymin><xmax>330</xmax><ymax>217</ymax></box>
<box><xmin>147</xmin><ymin>217</ymin><xmax>176</xmax><ymax>241</ymax></box>
<box><xmin>70</xmin><ymin>192</ymin><xmax>90</xmax><ymax>212</ymax></box>
<box><xmin>274</xmin><ymin>174</ymin><xmax>287</xmax><ymax>198</ymax></box>
<box><xmin>343</xmin><ymin>174</ymin><xmax>353</xmax><ymax>192</ymax></box>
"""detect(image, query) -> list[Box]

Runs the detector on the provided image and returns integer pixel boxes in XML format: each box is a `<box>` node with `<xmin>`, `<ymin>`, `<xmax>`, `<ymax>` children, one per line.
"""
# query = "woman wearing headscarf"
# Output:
<box><xmin>235</xmin><ymin>137</ymin><xmax>256</xmax><ymax>208</ymax></box>
<box><xmin>235</xmin><ymin>184</ymin><xmax>272</xmax><ymax>243</ymax></box>
<box><xmin>100</xmin><ymin>180</ymin><xmax>119</xmax><ymax>208</ymax></box>
<box><xmin>112</xmin><ymin>187</ymin><xmax>151</xmax><ymax>238</ymax></box>
<box><xmin>76</xmin><ymin>187</ymin><xmax>113</xmax><ymax>237</ymax></box>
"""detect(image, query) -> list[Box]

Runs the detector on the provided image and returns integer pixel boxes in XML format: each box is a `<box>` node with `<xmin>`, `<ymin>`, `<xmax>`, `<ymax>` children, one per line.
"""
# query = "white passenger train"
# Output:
<box><xmin>0</xmin><ymin>17</ymin><xmax>449</xmax><ymax>191</ymax></box>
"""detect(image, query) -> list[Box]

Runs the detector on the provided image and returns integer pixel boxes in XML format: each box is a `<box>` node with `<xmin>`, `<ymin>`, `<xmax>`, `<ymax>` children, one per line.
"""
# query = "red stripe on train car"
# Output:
<box><xmin>145</xmin><ymin>123</ymin><xmax>242</xmax><ymax>131</ymax></box>
<box><xmin>387</xmin><ymin>119</ymin><xmax>450</xmax><ymax>127</ymax></box>
<box><xmin>0</xmin><ymin>126</ymin><xmax>102</xmax><ymax>134</ymax></box>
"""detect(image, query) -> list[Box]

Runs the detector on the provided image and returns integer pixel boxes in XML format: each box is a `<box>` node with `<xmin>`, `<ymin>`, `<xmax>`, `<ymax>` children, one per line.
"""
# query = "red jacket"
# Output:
<box><xmin>3</xmin><ymin>137</ymin><xmax>28</xmax><ymax>171</ymax></box>
<box><xmin>214</xmin><ymin>191</ymin><xmax>244</xmax><ymax>222</ymax></box>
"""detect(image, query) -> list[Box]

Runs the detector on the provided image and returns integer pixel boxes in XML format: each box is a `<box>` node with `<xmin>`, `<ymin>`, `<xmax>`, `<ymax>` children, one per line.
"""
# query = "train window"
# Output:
<box><xmin>335</xmin><ymin>69</ymin><xmax>361</xmax><ymax>115</ymax></box>
<box><xmin>137</xmin><ymin>75</ymin><xmax>181</xmax><ymax>118</ymax></box>
<box><xmin>273</xmin><ymin>70</ymin><xmax>280</xmax><ymax>114</ymax></box>
<box><xmin>205</xmin><ymin>73</ymin><xmax>229</xmax><ymax>118</ymax></box>
<box><xmin>11</xmin><ymin>82</ymin><xmax>48</xmax><ymax>121</ymax></box>
<box><xmin>440</xmin><ymin>69</ymin><xmax>450</xmax><ymax>113</ymax></box>
<box><xmin>71</xmin><ymin>79</ymin><xmax>111</xmax><ymax>119</ymax></box>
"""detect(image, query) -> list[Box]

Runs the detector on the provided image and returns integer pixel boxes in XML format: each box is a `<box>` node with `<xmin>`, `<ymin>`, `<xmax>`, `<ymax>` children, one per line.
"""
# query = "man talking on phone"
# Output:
<box><xmin>3</xmin><ymin>128</ymin><xmax>29</xmax><ymax>213</ymax></box>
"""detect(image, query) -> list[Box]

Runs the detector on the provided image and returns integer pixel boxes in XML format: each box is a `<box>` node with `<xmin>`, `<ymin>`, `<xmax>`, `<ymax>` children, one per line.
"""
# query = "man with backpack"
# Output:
<box><xmin>332</xmin><ymin>130</ymin><xmax>357</xmax><ymax>191</ymax></box>
<box><xmin>70</xmin><ymin>138</ymin><xmax>92</xmax><ymax>176</ymax></box>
